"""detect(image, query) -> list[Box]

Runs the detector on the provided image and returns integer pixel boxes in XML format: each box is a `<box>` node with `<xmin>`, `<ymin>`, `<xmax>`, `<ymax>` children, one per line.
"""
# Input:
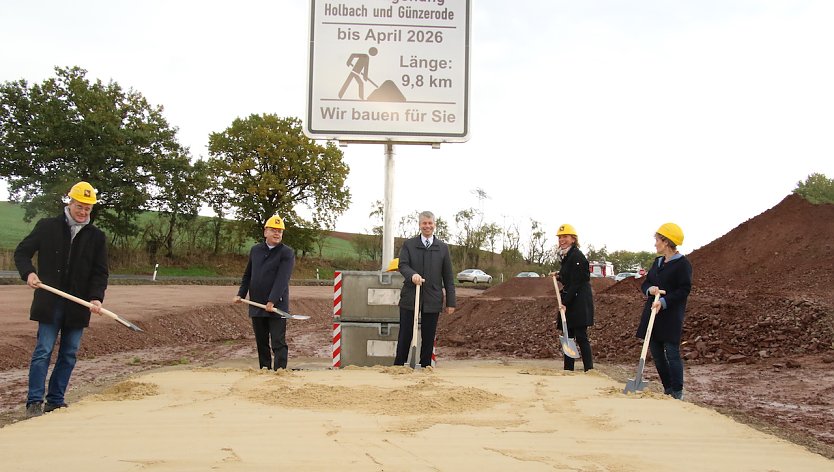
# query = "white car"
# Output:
<box><xmin>515</xmin><ymin>272</ymin><xmax>540</xmax><ymax>278</ymax></box>
<box><xmin>615</xmin><ymin>272</ymin><xmax>639</xmax><ymax>282</ymax></box>
<box><xmin>457</xmin><ymin>269</ymin><xmax>493</xmax><ymax>284</ymax></box>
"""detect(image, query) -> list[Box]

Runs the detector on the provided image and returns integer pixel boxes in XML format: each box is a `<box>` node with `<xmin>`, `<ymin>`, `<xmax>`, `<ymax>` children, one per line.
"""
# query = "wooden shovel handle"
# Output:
<box><xmin>638</xmin><ymin>289</ymin><xmax>667</xmax><ymax>361</ymax></box>
<box><xmin>36</xmin><ymin>282</ymin><xmax>122</xmax><ymax>323</ymax></box>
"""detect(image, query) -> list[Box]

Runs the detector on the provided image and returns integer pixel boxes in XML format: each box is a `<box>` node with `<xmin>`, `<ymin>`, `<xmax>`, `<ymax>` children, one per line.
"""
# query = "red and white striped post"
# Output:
<box><xmin>431</xmin><ymin>336</ymin><xmax>438</xmax><ymax>367</ymax></box>
<box><xmin>331</xmin><ymin>271</ymin><xmax>342</xmax><ymax>368</ymax></box>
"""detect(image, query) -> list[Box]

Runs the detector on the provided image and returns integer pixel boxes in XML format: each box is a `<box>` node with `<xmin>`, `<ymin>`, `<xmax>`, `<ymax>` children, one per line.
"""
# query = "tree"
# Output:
<box><xmin>482</xmin><ymin>222</ymin><xmax>501</xmax><ymax>254</ymax></box>
<box><xmin>526</xmin><ymin>219</ymin><xmax>549</xmax><ymax>264</ymax></box>
<box><xmin>607</xmin><ymin>249</ymin><xmax>656</xmax><ymax>274</ymax></box>
<box><xmin>397</xmin><ymin>211</ymin><xmax>419</xmax><ymax>238</ymax></box>
<box><xmin>794</xmin><ymin>172</ymin><xmax>834</xmax><ymax>204</ymax></box>
<box><xmin>501</xmin><ymin>222</ymin><xmax>522</xmax><ymax>265</ymax></box>
<box><xmin>434</xmin><ymin>216</ymin><xmax>450</xmax><ymax>242</ymax></box>
<box><xmin>0</xmin><ymin>66</ymin><xmax>187</xmax><ymax>244</ymax></box>
<box><xmin>206</xmin><ymin>114</ymin><xmax>350</xmax><ymax>237</ymax></box>
<box><xmin>351</xmin><ymin>201</ymin><xmax>383</xmax><ymax>262</ymax></box>
<box><xmin>454</xmin><ymin>208</ymin><xmax>485</xmax><ymax>267</ymax></box>
<box><xmin>585</xmin><ymin>244</ymin><xmax>609</xmax><ymax>263</ymax></box>
<box><xmin>148</xmin><ymin>157</ymin><xmax>209</xmax><ymax>258</ymax></box>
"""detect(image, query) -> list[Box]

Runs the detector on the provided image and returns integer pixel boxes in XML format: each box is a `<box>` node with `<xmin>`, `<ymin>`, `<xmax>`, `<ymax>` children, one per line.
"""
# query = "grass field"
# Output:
<box><xmin>0</xmin><ymin>202</ymin><xmax>35</xmax><ymax>250</ymax></box>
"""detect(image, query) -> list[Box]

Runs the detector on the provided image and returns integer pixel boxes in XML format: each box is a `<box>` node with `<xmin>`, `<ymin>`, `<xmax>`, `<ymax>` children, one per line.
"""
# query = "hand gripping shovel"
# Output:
<box><xmin>551</xmin><ymin>276</ymin><xmax>580</xmax><ymax>359</ymax></box>
<box><xmin>36</xmin><ymin>282</ymin><xmax>144</xmax><ymax>332</ymax></box>
<box><xmin>623</xmin><ymin>290</ymin><xmax>665</xmax><ymax>394</ymax></box>
<box><xmin>239</xmin><ymin>299</ymin><xmax>310</xmax><ymax>320</ymax></box>
<box><xmin>408</xmin><ymin>284</ymin><xmax>421</xmax><ymax>369</ymax></box>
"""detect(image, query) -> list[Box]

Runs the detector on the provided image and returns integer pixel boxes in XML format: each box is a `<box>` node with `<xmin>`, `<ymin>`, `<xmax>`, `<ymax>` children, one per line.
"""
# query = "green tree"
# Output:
<box><xmin>0</xmin><ymin>66</ymin><xmax>187</xmax><ymax>244</ymax></box>
<box><xmin>585</xmin><ymin>244</ymin><xmax>609</xmax><ymax>263</ymax></box>
<box><xmin>607</xmin><ymin>250</ymin><xmax>656</xmax><ymax>273</ymax></box>
<box><xmin>206</xmin><ymin>114</ymin><xmax>350</xmax><ymax>237</ymax></box>
<box><xmin>434</xmin><ymin>216</ymin><xmax>450</xmax><ymax>242</ymax></box>
<box><xmin>794</xmin><ymin>172</ymin><xmax>834</xmax><ymax>204</ymax></box>
<box><xmin>148</xmin><ymin>157</ymin><xmax>209</xmax><ymax>258</ymax></box>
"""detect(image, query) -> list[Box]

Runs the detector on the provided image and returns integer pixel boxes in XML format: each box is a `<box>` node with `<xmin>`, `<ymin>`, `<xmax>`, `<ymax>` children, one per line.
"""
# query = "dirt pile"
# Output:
<box><xmin>688</xmin><ymin>194</ymin><xmax>834</xmax><ymax>303</ymax></box>
<box><xmin>440</xmin><ymin>194</ymin><xmax>834</xmax><ymax>365</ymax></box>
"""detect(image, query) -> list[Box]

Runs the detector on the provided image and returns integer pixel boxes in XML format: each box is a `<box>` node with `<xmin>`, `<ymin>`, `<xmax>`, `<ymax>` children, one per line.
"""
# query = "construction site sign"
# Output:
<box><xmin>305</xmin><ymin>0</ymin><xmax>471</xmax><ymax>143</ymax></box>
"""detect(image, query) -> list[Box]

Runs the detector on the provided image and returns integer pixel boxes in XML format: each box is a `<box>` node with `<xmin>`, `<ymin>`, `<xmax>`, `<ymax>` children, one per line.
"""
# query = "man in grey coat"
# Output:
<box><xmin>394</xmin><ymin>211</ymin><xmax>456</xmax><ymax>367</ymax></box>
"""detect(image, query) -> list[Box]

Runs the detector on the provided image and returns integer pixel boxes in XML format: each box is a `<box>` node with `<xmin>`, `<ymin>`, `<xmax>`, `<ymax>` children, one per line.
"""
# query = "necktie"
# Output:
<box><xmin>424</xmin><ymin>239</ymin><xmax>430</xmax><ymax>248</ymax></box>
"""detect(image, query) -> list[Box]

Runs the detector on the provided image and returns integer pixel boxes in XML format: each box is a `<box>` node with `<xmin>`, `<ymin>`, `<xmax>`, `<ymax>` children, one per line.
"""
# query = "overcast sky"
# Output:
<box><xmin>3</xmin><ymin>0</ymin><xmax>833</xmax><ymax>256</ymax></box>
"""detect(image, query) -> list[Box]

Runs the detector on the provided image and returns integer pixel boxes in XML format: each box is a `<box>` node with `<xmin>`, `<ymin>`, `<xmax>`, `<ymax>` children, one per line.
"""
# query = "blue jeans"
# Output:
<box><xmin>649</xmin><ymin>339</ymin><xmax>683</xmax><ymax>394</ymax></box>
<box><xmin>28</xmin><ymin>301</ymin><xmax>85</xmax><ymax>405</ymax></box>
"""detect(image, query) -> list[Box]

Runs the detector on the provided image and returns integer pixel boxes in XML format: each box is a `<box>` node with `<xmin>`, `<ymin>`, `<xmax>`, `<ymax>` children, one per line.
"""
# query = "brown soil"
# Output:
<box><xmin>1</xmin><ymin>194</ymin><xmax>832</xmax><ymax>459</ymax></box>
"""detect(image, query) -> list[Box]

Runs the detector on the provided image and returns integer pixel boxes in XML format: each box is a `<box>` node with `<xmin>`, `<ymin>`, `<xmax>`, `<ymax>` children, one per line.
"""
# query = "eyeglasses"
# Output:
<box><xmin>71</xmin><ymin>203</ymin><xmax>92</xmax><ymax>214</ymax></box>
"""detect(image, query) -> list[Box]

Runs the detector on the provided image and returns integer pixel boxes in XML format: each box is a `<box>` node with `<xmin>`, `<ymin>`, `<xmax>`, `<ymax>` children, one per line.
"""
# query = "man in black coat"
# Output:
<box><xmin>394</xmin><ymin>211</ymin><xmax>456</xmax><ymax>368</ymax></box>
<box><xmin>234</xmin><ymin>215</ymin><xmax>295</xmax><ymax>370</ymax></box>
<box><xmin>14</xmin><ymin>181</ymin><xmax>109</xmax><ymax>417</ymax></box>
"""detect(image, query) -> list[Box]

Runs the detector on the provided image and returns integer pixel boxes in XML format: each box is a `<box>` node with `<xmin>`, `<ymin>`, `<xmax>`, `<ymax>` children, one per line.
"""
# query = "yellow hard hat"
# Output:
<box><xmin>657</xmin><ymin>222</ymin><xmax>684</xmax><ymax>246</ymax></box>
<box><xmin>67</xmin><ymin>181</ymin><xmax>97</xmax><ymax>204</ymax></box>
<box><xmin>264</xmin><ymin>215</ymin><xmax>285</xmax><ymax>229</ymax></box>
<box><xmin>556</xmin><ymin>223</ymin><xmax>577</xmax><ymax>237</ymax></box>
<box><xmin>385</xmin><ymin>258</ymin><xmax>399</xmax><ymax>272</ymax></box>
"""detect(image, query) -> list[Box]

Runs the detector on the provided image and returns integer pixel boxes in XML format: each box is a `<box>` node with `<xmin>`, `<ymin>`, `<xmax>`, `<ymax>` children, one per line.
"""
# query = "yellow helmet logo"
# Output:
<box><xmin>67</xmin><ymin>181</ymin><xmax>97</xmax><ymax>204</ymax></box>
<box><xmin>264</xmin><ymin>215</ymin><xmax>285</xmax><ymax>229</ymax></box>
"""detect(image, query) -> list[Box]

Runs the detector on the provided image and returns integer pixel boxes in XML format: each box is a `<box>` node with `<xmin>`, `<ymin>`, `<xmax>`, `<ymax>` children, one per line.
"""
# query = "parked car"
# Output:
<box><xmin>615</xmin><ymin>272</ymin><xmax>639</xmax><ymax>282</ymax></box>
<box><xmin>457</xmin><ymin>269</ymin><xmax>493</xmax><ymax>284</ymax></box>
<box><xmin>515</xmin><ymin>272</ymin><xmax>540</xmax><ymax>278</ymax></box>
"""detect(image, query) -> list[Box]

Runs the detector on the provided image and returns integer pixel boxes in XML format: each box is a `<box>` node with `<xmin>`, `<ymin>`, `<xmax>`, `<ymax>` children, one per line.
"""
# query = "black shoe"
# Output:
<box><xmin>25</xmin><ymin>402</ymin><xmax>43</xmax><ymax>418</ymax></box>
<box><xmin>44</xmin><ymin>402</ymin><xmax>68</xmax><ymax>413</ymax></box>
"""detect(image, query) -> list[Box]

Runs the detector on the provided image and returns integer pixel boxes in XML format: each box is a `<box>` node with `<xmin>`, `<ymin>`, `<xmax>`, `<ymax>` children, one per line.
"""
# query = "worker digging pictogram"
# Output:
<box><xmin>337</xmin><ymin>47</ymin><xmax>406</xmax><ymax>102</ymax></box>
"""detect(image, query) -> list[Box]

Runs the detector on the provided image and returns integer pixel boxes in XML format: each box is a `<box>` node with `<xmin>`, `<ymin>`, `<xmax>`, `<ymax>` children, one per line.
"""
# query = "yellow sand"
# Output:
<box><xmin>1</xmin><ymin>360</ymin><xmax>831</xmax><ymax>471</ymax></box>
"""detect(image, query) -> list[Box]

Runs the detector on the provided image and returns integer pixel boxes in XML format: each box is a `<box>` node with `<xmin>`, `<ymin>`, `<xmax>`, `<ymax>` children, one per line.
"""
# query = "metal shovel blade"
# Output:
<box><xmin>623</xmin><ymin>360</ymin><xmax>648</xmax><ymax>394</ymax></box>
<box><xmin>272</xmin><ymin>307</ymin><xmax>311</xmax><ymax>320</ymax></box>
<box><xmin>117</xmin><ymin>318</ymin><xmax>145</xmax><ymax>332</ymax></box>
<box><xmin>408</xmin><ymin>345</ymin><xmax>418</xmax><ymax>369</ymax></box>
<box><xmin>560</xmin><ymin>335</ymin><xmax>581</xmax><ymax>359</ymax></box>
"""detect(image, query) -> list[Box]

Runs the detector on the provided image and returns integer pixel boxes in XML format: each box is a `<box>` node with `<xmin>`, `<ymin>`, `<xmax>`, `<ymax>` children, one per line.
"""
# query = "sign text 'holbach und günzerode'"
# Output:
<box><xmin>306</xmin><ymin>0</ymin><xmax>470</xmax><ymax>142</ymax></box>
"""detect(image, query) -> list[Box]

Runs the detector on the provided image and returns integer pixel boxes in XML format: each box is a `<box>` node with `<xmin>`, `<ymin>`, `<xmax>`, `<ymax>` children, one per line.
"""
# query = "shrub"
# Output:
<box><xmin>794</xmin><ymin>173</ymin><xmax>834</xmax><ymax>204</ymax></box>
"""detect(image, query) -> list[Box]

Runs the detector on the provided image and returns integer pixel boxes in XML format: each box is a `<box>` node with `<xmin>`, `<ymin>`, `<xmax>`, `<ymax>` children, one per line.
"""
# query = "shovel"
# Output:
<box><xmin>239</xmin><ymin>298</ymin><xmax>310</xmax><ymax>320</ymax></box>
<box><xmin>36</xmin><ymin>282</ymin><xmax>144</xmax><ymax>332</ymax></box>
<box><xmin>623</xmin><ymin>289</ymin><xmax>665</xmax><ymax>394</ymax></box>
<box><xmin>551</xmin><ymin>276</ymin><xmax>580</xmax><ymax>359</ymax></box>
<box><xmin>408</xmin><ymin>284</ymin><xmax>421</xmax><ymax>369</ymax></box>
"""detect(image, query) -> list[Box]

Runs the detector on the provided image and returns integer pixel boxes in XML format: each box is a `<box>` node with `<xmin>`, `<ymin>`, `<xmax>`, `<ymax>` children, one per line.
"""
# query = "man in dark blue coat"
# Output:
<box><xmin>234</xmin><ymin>215</ymin><xmax>295</xmax><ymax>370</ymax></box>
<box><xmin>395</xmin><ymin>211</ymin><xmax>456</xmax><ymax>367</ymax></box>
<box><xmin>14</xmin><ymin>181</ymin><xmax>109</xmax><ymax>417</ymax></box>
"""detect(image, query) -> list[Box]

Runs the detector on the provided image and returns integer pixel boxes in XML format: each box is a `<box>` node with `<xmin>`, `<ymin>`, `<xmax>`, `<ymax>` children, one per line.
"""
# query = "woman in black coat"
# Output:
<box><xmin>636</xmin><ymin>223</ymin><xmax>692</xmax><ymax>400</ymax></box>
<box><xmin>555</xmin><ymin>224</ymin><xmax>594</xmax><ymax>371</ymax></box>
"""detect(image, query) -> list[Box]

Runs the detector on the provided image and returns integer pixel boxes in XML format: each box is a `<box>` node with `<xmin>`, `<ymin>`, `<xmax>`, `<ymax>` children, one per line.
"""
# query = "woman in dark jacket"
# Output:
<box><xmin>555</xmin><ymin>224</ymin><xmax>594</xmax><ymax>371</ymax></box>
<box><xmin>636</xmin><ymin>222</ymin><xmax>692</xmax><ymax>400</ymax></box>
